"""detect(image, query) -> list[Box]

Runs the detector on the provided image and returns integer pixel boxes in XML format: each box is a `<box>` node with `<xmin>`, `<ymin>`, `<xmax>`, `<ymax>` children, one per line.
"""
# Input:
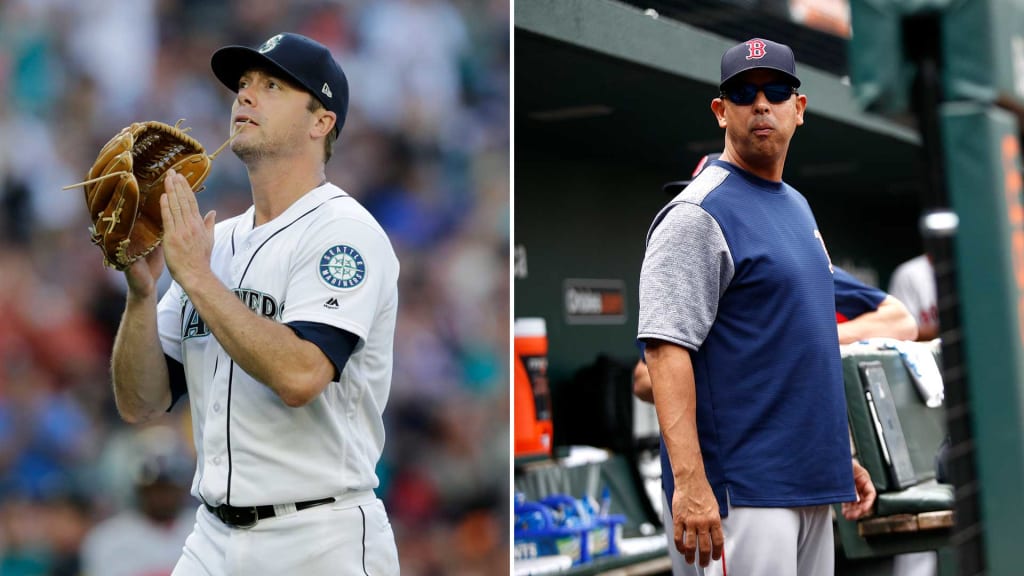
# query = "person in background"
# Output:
<box><xmin>888</xmin><ymin>254</ymin><xmax>939</xmax><ymax>341</ymax></box>
<box><xmin>81</xmin><ymin>427</ymin><xmax>194</xmax><ymax>576</ymax></box>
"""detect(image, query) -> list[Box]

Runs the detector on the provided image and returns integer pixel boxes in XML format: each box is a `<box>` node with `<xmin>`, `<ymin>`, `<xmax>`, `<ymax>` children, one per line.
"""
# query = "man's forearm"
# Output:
<box><xmin>183</xmin><ymin>273</ymin><xmax>334</xmax><ymax>407</ymax></box>
<box><xmin>647</xmin><ymin>342</ymin><xmax>707</xmax><ymax>485</ymax></box>
<box><xmin>837</xmin><ymin>296</ymin><xmax>919</xmax><ymax>344</ymax></box>
<box><xmin>111</xmin><ymin>293</ymin><xmax>171</xmax><ymax>423</ymax></box>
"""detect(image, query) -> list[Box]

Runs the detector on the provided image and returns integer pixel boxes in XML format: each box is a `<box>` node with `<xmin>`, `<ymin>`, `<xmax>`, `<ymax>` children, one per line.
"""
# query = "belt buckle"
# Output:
<box><xmin>219</xmin><ymin>505</ymin><xmax>258</xmax><ymax>529</ymax></box>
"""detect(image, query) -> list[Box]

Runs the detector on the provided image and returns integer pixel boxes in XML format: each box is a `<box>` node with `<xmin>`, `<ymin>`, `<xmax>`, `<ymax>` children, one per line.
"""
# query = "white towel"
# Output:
<box><xmin>876</xmin><ymin>339</ymin><xmax>945</xmax><ymax>408</ymax></box>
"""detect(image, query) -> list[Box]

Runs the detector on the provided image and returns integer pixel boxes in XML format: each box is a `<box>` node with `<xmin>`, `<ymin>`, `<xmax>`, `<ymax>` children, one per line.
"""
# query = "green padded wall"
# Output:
<box><xmin>942</xmin><ymin>103</ymin><xmax>1024</xmax><ymax>576</ymax></box>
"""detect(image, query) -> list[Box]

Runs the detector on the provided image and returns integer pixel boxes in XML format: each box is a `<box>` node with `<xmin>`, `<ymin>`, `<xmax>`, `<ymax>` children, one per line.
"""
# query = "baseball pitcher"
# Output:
<box><xmin>97</xmin><ymin>32</ymin><xmax>401</xmax><ymax>575</ymax></box>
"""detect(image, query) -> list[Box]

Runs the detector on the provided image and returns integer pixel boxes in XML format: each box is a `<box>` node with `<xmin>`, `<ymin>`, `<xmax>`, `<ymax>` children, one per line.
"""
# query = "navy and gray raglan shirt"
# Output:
<box><xmin>638</xmin><ymin>159</ymin><xmax>856</xmax><ymax>517</ymax></box>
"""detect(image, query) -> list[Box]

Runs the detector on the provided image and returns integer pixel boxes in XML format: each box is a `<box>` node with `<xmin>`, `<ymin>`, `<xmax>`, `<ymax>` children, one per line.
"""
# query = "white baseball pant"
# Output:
<box><xmin>172</xmin><ymin>493</ymin><xmax>399</xmax><ymax>576</ymax></box>
<box><xmin>661</xmin><ymin>491</ymin><xmax>834</xmax><ymax>576</ymax></box>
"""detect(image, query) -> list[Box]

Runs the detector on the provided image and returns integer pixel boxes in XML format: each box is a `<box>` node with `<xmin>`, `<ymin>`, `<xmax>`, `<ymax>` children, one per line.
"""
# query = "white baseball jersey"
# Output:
<box><xmin>887</xmin><ymin>254</ymin><xmax>938</xmax><ymax>337</ymax></box>
<box><xmin>156</xmin><ymin>183</ymin><xmax>399</xmax><ymax>507</ymax></box>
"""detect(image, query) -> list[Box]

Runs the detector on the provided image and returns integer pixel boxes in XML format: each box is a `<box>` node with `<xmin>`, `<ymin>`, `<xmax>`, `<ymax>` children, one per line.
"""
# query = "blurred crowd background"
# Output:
<box><xmin>0</xmin><ymin>0</ymin><xmax>510</xmax><ymax>574</ymax></box>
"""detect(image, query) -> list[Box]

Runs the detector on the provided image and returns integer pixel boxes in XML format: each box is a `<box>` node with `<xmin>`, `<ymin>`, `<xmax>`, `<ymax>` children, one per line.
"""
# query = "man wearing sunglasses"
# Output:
<box><xmin>639</xmin><ymin>38</ymin><xmax>874</xmax><ymax>575</ymax></box>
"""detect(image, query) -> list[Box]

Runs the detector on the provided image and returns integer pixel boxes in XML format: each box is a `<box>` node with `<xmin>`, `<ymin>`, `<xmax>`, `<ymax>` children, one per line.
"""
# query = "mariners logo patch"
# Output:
<box><xmin>259</xmin><ymin>34</ymin><xmax>283</xmax><ymax>53</ymax></box>
<box><xmin>319</xmin><ymin>245</ymin><xmax>366</xmax><ymax>290</ymax></box>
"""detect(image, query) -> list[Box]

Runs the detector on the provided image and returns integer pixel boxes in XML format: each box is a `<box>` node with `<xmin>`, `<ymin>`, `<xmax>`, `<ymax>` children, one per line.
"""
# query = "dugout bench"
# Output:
<box><xmin>835</xmin><ymin>341</ymin><xmax>954</xmax><ymax>571</ymax></box>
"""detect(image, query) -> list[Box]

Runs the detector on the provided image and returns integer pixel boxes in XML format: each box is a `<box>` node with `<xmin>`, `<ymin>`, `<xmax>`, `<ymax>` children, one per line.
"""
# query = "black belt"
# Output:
<box><xmin>205</xmin><ymin>497</ymin><xmax>336</xmax><ymax>528</ymax></box>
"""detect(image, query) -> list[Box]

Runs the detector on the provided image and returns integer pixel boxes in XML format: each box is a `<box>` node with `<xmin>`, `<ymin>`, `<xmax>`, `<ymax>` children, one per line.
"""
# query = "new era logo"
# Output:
<box><xmin>322</xmin><ymin>83</ymin><xmax>333</xmax><ymax>98</ymax></box>
<box><xmin>324</xmin><ymin>297</ymin><xmax>339</xmax><ymax>310</ymax></box>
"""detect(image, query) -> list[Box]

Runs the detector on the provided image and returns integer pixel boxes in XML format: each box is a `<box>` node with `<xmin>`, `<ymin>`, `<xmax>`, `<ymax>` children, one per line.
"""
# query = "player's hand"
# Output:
<box><xmin>124</xmin><ymin>246</ymin><xmax>165</xmax><ymax>300</ymax></box>
<box><xmin>160</xmin><ymin>169</ymin><xmax>216</xmax><ymax>289</ymax></box>
<box><xmin>672</xmin><ymin>476</ymin><xmax>724</xmax><ymax>567</ymax></box>
<box><xmin>842</xmin><ymin>459</ymin><xmax>876</xmax><ymax>520</ymax></box>
<box><xmin>632</xmin><ymin>360</ymin><xmax>654</xmax><ymax>403</ymax></box>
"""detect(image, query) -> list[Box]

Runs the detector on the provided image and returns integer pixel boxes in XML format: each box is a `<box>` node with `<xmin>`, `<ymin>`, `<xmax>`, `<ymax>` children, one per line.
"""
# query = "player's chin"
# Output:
<box><xmin>748</xmin><ymin>138</ymin><xmax>784</xmax><ymax>157</ymax></box>
<box><xmin>231</xmin><ymin>139</ymin><xmax>261</xmax><ymax>161</ymax></box>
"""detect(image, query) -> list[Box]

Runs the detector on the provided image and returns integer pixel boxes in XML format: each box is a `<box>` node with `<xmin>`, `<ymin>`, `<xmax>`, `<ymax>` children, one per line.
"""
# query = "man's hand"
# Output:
<box><xmin>673</xmin><ymin>476</ymin><xmax>724</xmax><ymax>567</ymax></box>
<box><xmin>632</xmin><ymin>360</ymin><xmax>654</xmax><ymax>403</ymax></box>
<box><xmin>160</xmin><ymin>169</ymin><xmax>216</xmax><ymax>289</ymax></box>
<box><xmin>842</xmin><ymin>459</ymin><xmax>876</xmax><ymax>520</ymax></box>
<box><xmin>123</xmin><ymin>247</ymin><xmax>165</xmax><ymax>300</ymax></box>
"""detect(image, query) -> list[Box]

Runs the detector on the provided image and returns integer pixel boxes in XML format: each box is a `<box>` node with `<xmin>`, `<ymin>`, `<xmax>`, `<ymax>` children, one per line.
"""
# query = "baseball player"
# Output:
<box><xmin>639</xmin><ymin>38</ymin><xmax>875</xmax><ymax>575</ymax></box>
<box><xmin>108</xmin><ymin>32</ymin><xmax>400</xmax><ymax>575</ymax></box>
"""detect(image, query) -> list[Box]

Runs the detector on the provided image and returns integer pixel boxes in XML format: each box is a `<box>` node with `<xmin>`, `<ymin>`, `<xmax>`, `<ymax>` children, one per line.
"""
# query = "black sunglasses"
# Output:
<box><xmin>721</xmin><ymin>82</ymin><xmax>797</xmax><ymax>105</ymax></box>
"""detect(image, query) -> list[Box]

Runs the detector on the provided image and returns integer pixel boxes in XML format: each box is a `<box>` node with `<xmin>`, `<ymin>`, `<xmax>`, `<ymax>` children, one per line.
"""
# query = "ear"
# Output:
<box><xmin>711</xmin><ymin>97</ymin><xmax>727</xmax><ymax>129</ymax></box>
<box><xmin>311</xmin><ymin>110</ymin><xmax>337</xmax><ymax>139</ymax></box>
<box><xmin>794</xmin><ymin>93</ymin><xmax>807</xmax><ymax>127</ymax></box>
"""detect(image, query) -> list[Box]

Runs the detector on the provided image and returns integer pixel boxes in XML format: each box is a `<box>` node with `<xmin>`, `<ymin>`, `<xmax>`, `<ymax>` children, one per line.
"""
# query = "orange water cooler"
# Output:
<box><xmin>514</xmin><ymin>317</ymin><xmax>553</xmax><ymax>457</ymax></box>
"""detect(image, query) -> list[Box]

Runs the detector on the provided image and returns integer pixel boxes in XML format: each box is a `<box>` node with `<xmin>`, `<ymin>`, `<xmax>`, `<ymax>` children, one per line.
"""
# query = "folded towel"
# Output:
<box><xmin>877</xmin><ymin>339</ymin><xmax>945</xmax><ymax>408</ymax></box>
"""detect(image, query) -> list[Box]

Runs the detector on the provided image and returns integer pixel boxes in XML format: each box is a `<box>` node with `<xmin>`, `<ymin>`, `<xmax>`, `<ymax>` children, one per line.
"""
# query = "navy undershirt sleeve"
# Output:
<box><xmin>286</xmin><ymin>321</ymin><xmax>360</xmax><ymax>381</ymax></box>
<box><xmin>164</xmin><ymin>323</ymin><xmax>358</xmax><ymax>411</ymax></box>
<box><xmin>166</xmin><ymin>355</ymin><xmax>188</xmax><ymax>411</ymax></box>
<box><xmin>833</xmin><ymin>266</ymin><xmax>887</xmax><ymax>320</ymax></box>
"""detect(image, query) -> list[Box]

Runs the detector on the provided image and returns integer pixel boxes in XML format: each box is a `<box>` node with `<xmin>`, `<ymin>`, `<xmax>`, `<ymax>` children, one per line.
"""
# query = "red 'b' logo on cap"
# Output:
<box><xmin>746</xmin><ymin>40</ymin><xmax>767</xmax><ymax>60</ymax></box>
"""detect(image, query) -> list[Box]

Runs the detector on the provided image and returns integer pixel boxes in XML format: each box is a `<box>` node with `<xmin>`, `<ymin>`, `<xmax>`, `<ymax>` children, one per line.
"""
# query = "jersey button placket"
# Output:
<box><xmin>201</xmin><ymin>362</ymin><xmax>231</xmax><ymax>502</ymax></box>
<box><xmin>231</xmin><ymin>258</ymin><xmax>244</xmax><ymax>285</ymax></box>
<box><xmin>209</xmin><ymin>375</ymin><xmax>228</xmax><ymax>470</ymax></box>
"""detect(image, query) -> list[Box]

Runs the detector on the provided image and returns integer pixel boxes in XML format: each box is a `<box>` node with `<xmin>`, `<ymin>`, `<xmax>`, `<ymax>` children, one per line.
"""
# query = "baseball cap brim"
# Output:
<box><xmin>212</xmin><ymin>46</ymin><xmax>307</xmax><ymax>98</ymax></box>
<box><xmin>720</xmin><ymin>67</ymin><xmax>801</xmax><ymax>90</ymax></box>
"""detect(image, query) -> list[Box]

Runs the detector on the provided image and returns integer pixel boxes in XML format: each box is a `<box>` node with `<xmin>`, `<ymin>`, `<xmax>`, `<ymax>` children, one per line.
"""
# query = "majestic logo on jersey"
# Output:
<box><xmin>324</xmin><ymin>297</ymin><xmax>340</xmax><ymax>310</ymax></box>
<box><xmin>182</xmin><ymin>289</ymin><xmax>282</xmax><ymax>340</ymax></box>
<box><xmin>746</xmin><ymin>39</ymin><xmax>767</xmax><ymax>60</ymax></box>
<box><xmin>319</xmin><ymin>245</ymin><xmax>366</xmax><ymax>290</ymax></box>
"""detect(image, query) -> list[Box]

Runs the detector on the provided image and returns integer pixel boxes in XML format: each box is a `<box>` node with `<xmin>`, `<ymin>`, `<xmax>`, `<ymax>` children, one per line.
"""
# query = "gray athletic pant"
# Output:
<box><xmin>661</xmin><ymin>491</ymin><xmax>834</xmax><ymax>576</ymax></box>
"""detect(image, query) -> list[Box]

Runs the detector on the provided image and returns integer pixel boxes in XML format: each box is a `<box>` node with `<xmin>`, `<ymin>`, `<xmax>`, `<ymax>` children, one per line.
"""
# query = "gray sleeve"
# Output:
<box><xmin>638</xmin><ymin>202</ymin><xmax>734</xmax><ymax>350</ymax></box>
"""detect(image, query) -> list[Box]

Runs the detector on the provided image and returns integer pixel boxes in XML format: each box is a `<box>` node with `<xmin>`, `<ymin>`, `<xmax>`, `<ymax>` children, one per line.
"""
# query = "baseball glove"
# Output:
<box><xmin>64</xmin><ymin>120</ymin><xmax>242</xmax><ymax>270</ymax></box>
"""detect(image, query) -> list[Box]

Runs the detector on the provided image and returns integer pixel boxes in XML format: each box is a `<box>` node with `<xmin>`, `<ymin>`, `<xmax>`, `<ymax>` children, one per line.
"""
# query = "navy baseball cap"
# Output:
<box><xmin>662</xmin><ymin>153</ymin><xmax>722</xmax><ymax>194</ymax></box>
<box><xmin>720</xmin><ymin>38</ymin><xmax>800</xmax><ymax>89</ymax></box>
<box><xmin>211</xmin><ymin>32</ymin><xmax>349</xmax><ymax>136</ymax></box>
